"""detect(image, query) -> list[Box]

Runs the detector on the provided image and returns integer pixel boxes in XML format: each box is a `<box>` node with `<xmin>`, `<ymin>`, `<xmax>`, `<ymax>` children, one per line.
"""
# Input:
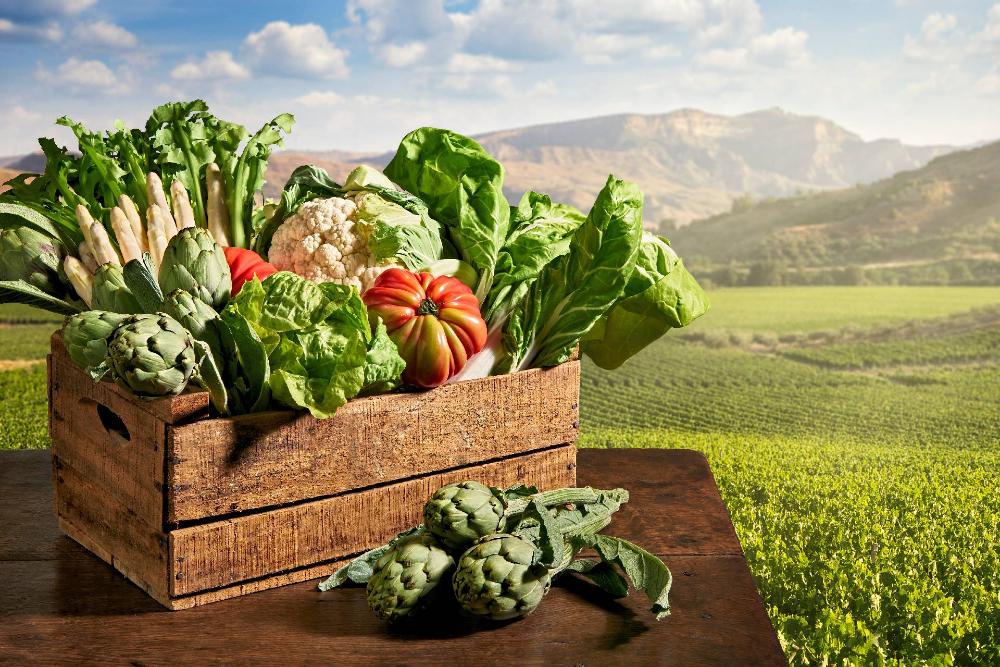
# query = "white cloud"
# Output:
<box><xmin>902</xmin><ymin>12</ymin><xmax>959</xmax><ymax>62</ymax></box>
<box><xmin>644</xmin><ymin>44</ymin><xmax>683</xmax><ymax>61</ymax></box>
<box><xmin>35</xmin><ymin>57</ymin><xmax>127</xmax><ymax>94</ymax></box>
<box><xmin>170</xmin><ymin>51</ymin><xmax>249</xmax><ymax>81</ymax></box>
<box><xmin>975</xmin><ymin>63</ymin><xmax>1000</xmax><ymax>94</ymax></box>
<box><xmin>4</xmin><ymin>105</ymin><xmax>41</xmax><ymax>124</ymax></box>
<box><xmin>0</xmin><ymin>18</ymin><xmax>62</xmax><ymax>41</ymax></box>
<box><xmin>446</xmin><ymin>52</ymin><xmax>519</xmax><ymax>73</ymax></box>
<box><xmin>972</xmin><ymin>3</ymin><xmax>1000</xmax><ymax>52</ymax></box>
<box><xmin>695</xmin><ymin>46</ymin><xmax>749</xmax><ymax>69</ymax></box>
<box><xmin>0</xmin><ymin>0</ymin><xmax>94</xmax><ymax>19</ymax></box>
<box><xmin>568</xmin><ymin>0</ymin><xmax>705</xmax><ymax>32</ymax></box>
<box><xmin>378</xmin><ymin>41</ymin><xmax>428</xmax><ymax>67</ymax></box>
<box><xmin>71</xmin><ymin>20</ymin><xmax>138</xmax><ymax>49</ymax></box>
<box><xmin>750</xmin><ymin>27</ymin><xmax>809</xmax><ymax>66</ymax></box>
<box><xmin>696</xmin><ymin>0</ymin><xmax>763</xmax><ymax>44</ymax></box>
<box><xmin>439</xmin><ymin>73</ymin><xmax>515</xmax><ymax>97</ymax></box>
<box><xmin>243</xmin><ymin>21</ymin><xmax>349</xmax><ymax>79</ymax></box>
<box><xmin>293</xmin><ymin>90</ymin><xmax>345</xmax><ymax>107</ymax></box>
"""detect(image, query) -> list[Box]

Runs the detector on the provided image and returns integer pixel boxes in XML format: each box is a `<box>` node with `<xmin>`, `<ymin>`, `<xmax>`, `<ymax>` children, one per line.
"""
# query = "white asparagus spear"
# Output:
<box><xmin>89</xmin><ymin>221</ymin><xmax>121</xmax><ymax>267</ymax></box>
<box><xmin>146</xmin><ymin>173</ymin><xmax>178</xmax><ymax>238</ymax></box>
<box><xmin>110</xmin><ymin>207</ymin><xmax>143</xmax><ymax>263</ymax></box>
<box><xmin>205</xmin><ymin>163</ymin><xmax>231</xmax><ymax>247</ymax></box>
<box><xmin>118</xmin><ymin>195</ymin><xmax>148</xmax><ymax>253</ymax></box>
<box><xmin>78</xmin><ymin>241</ymin><xmax>99</xmax><ymax>274</ymax></box>
<box><xmin>75</xmin><ymin>205</ymin><xmax>97</xmax><ymax>257</ymax></box>
<box><xmin>64</xmin><ymin>256</ymin><xmax>93</xmax><ymax>307</ymax></box>
<box><xmin>146</xmin><ymin>204</ymin><xmax>170</xmax><ymax>274</ymax></box>
<box><xmin>170</xmin><ymin>180</ymin><xmax>196</xmax><ymax>230</ymax></box>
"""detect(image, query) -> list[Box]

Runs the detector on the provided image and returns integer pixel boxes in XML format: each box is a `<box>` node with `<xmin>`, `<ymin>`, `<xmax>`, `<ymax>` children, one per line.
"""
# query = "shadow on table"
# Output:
<box><xmin>52</xmin><ymin>547</ymin><xmax>166</xmax><ymax>617</ymax></box>
<box><xmin>558</xmin><ymin>574</ymin><xmax>653</xmax><ymax>651</ymax></box>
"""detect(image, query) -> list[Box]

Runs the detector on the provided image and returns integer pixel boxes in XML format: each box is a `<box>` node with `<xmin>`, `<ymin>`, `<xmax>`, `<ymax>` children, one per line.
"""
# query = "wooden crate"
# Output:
<box><xmin>47</xmin><ymin>335</ymin><xmax>579</xmax><ymax>610</ymax></box>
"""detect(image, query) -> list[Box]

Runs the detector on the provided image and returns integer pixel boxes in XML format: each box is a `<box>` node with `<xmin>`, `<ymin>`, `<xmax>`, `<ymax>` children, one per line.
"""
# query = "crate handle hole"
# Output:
<box><xmin>85</xmin><ymin>400</ymin><xmax>131</xmax><ymax>442</ymax></box>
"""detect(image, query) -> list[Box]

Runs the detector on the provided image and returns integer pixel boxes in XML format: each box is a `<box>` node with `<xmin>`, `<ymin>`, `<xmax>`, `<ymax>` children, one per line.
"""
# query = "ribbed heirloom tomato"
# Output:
<box><xmin>362</xmin><ymin>268</ymin><xmax>487</xmax><ymax>388</ymax></box>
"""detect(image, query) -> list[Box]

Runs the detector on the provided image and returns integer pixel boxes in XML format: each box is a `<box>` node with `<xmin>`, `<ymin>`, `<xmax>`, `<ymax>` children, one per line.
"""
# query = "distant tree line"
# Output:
<box><xmin>690</xmin><ymin>259</ymin><xmax>1000</xmax><ymax>288</ymax></box>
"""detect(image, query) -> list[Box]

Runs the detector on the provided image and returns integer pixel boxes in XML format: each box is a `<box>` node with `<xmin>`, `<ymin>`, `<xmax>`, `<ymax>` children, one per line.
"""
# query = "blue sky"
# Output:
<box><xmin>1</xmin><ymin>0</ymin><xmax>999</xmax><ymax>155</ymax></box>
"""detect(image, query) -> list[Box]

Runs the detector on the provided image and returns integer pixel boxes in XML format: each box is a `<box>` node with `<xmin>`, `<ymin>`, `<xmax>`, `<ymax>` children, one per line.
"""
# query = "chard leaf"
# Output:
<box><xmin>582</xmin><ymin>233</ymin><xmax>710</xmax><ymax>370</ymax></box>
<box><xmin>566</xmin><ymin>558</ymin><xmax>630</xmax><ymax>598</ymax></box>
<box><xmin>506</xmin><ymin>175</ymin><xmax>643</xmax><ymax>371</ymax></box>
<box><xmin>484</xmin><ymin>192</ymin><xmax>586</xmax><ymax>323</ymax></box>
<box><xmin>384</xmin><ymin>128</ymin><xmax>509</xmax><ymax>302</ymax></box>
<box><xmin>219</xmin><ymin>307</ymin><xmax>271</xmax><ymax>413</ymax></box>
<box><xmin>594</xmin><ymin>535</ymin><xmax>672</xmax><ymax>620</ymax></box>
<box><xmin>0</xmin><ymin>279</ymin><xmax>82</xmax><ymax>316</ymax></box>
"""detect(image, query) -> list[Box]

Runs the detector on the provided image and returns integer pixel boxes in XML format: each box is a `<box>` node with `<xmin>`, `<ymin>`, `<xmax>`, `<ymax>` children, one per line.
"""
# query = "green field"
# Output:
<box><xmin>1</xmin><ymin>287</ymin><xmax>998</xmax><ymax>664</ymax></box>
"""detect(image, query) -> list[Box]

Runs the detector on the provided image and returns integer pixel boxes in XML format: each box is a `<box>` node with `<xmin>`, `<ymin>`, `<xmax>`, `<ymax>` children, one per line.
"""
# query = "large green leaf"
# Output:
<box><xmin>581</xmin><ymin>233</ymin><xmax>710</xmax><ymax>369</ymax></box>
<box><xmin>505</xmin><ymin>175</ymin><xmax>643</xmax><ymax>370</ymax></box>
<box><xmin>384</xmin><ymin>128</ymin><xmax>510</xmax><ymax>301</ymax></box>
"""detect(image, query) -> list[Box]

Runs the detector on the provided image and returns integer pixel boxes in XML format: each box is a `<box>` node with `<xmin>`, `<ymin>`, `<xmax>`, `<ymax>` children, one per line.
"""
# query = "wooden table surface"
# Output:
<box><xmin>0</xmin><ymin>449</ymin><xmax>786</xmax><ymax>666</ymax></box>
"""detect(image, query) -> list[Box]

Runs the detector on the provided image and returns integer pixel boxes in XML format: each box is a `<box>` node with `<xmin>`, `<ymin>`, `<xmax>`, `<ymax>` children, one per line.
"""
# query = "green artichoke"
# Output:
<box><xmin>162</xmin><ymin>288</ymin><xmax>222</xmax><ymax>343</ymax></box>
<box><xmin>0</xmin><ymin>226</ymin><xmax>71</xmax><ymax>298</ymax></box>
<box><xmin>158</xmin><ymin>228</ymin><xmax>231</xmax><ymax>310</ymax></box>
<box><xmin>366</xmin><ymin>533</ymin><xmax>455</xmax><ymax>622</ymax></box>
<box><xmin>62</xmin><ymin>310</ymin><xmax>127</xmax><ymax>374</ymax></box>
<box><xmin>106</xmin><ymin>313</ymin><xmax>197</xmax><ymax>397</ymax></box>
<box><xmin>424</xmin><ymin>481</ymin><xmax>507</xmax><ymax>550</ymax></box>
<box><xmin>452</xmin><ymin>534</ymin><xmax>552</xmax><ymax>621</ymax></box>
<box><xmin>91</xmin><ymin>263</ymin><xmax>143</xmax><ymax>314</ymax></box>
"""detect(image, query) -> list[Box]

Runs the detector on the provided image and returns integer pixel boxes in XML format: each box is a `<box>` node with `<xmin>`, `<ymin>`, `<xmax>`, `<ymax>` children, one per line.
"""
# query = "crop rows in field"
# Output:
<box><xmin>582</xmin><ymin>429</ymin><xmax>1000</xmax><ymax>665</ymax></box>
<box><xmin>0</xmin><ymin>365</ymin><xmax>49</xmax><ymax>449</ymax></box>
<box><xmin>580</xmin><ymin>338</ymin><xmax>1000</xmax><ymax>449</ymax></box>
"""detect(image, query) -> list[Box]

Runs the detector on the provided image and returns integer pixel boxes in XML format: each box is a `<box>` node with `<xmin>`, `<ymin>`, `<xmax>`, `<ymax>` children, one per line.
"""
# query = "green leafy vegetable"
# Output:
<box><xmin>384</xmin><ymin>127</ymin><xmax>510</xmax><ymax>302</ymax></box>
<box><xmin>582</xmin><ymin>233</ymin><xmax>711</xmax><ymax>369</ymax></box>
<box><xmin>592</xmin><ymin>535</ymin><xmax>673</xmax><ymax>620</ymax></box>
<box><xmin>504</xmin><ymin>175</ymin><xmax>643</xmax><ymax>371</ymax></box>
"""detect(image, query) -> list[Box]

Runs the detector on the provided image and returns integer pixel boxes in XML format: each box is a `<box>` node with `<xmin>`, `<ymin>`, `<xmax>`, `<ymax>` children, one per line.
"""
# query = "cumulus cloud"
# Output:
<box><xmin>0</xmin><ymin>18</ymin><xmax>62</xmax><ymax>41</ymax></box>
<box><xmin>902</xmin><ymin>12</ymin><xmax>959</xmax><ymax>62</ymax></box>
<box><xmin>71</xmin><ymin>20</ymin><xmax>138</xmax><ymax>49</ymax></box>
<box><xmin>243</xmin><ymin>21</ymin><xmax>349</xmax><ymax>79</ymax></box>
<box><xmin>35</xmin><ymin>57</ymin><xmax>128</xmax><ymax>94</ymax></box>
<box><xmin>378</xmin><ymin>41</ymin><xmax>428</xmax><ymax>68</ymax></box>
<box><xmin>293</xmin><ymin>90</ymin><xmax>345</xmax><ymax>107</ymax></box>
<box><xmin>446</xmin><ymin>52</ymin><xmax>519</xmax><ymax>73</ymax></box>
<box><xmin>750</xmin><ymin>27</ymin><xmax>809</xmax><ymax>66</ymax></box>
<box><xmin>975</xmin><ymin>63</ymin><xmax>1000</xmax><ymax>94</ymax></box>
<box><xmin>170</xmin><ymin>51</ymin><xmax>249</xmax><ymax>81</ymax></box>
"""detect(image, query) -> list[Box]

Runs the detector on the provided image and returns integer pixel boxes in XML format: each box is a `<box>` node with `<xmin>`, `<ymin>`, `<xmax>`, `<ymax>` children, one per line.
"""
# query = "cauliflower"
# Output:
<box><xmin>267</xmin><ymin>196</ymin><xmax>394</xmax><ymax>292</ymax></box>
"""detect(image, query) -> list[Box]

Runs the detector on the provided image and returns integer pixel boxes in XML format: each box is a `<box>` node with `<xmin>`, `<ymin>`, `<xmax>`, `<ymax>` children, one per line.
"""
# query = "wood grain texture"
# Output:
<box><xmin>167</xmin><ymin>361</ymin><xmax>580</xmax><ymax>522</ymax></box>
<box><xmin>0</xmin><ymin>450</ymin><xmax>786</xmax><ymax>666</ymax></box>
<box><xmin>169</xmin><ymin>445</ymin><xmax>577</xmax><ymax>596</ymax></box>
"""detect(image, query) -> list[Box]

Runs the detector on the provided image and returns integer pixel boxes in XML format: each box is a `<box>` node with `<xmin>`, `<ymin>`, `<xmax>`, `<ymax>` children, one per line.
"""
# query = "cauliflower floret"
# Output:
<box><xmin>268</xmin><ymin>196</ymin><xmax>392</xmax><ymax>292</ymax></box>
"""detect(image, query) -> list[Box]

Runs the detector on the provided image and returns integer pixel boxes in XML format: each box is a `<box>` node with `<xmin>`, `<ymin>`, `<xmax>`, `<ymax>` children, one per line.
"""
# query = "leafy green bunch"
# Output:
<box><xmin>319</xmin><ymin>481</ymin><xmax>672</xmax><ymax>624</ymax></box>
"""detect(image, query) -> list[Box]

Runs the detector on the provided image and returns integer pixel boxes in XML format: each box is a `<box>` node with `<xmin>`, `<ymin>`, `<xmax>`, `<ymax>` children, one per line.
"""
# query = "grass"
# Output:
<box><xmin>0</xmin><ymin>287</ymin><xmax>998</xmax><ymax>664</ymax></box>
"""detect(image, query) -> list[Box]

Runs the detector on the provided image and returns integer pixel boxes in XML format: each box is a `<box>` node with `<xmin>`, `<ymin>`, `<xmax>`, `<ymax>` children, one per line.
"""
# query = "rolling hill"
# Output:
<box><xmin>669</xmin><ymin>140</ymin><xmax>1000</xmax><ymax>285</ymax></box>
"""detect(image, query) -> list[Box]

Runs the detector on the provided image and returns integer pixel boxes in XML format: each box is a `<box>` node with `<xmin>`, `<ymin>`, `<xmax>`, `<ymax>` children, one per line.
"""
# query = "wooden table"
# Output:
<box><xmin>0</xmin><ymin>449</ymin><xmax>785</xmax><ymax>666</ymax></box>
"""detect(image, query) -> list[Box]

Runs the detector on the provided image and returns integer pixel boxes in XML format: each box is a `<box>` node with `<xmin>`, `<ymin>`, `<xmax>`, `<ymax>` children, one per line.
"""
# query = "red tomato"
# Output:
<box><xmin>363</xmin><ymin>268</ymin><xmax>487</xmax><ymax>388</ymax></box>
<box><xmin>224</xmin><ymin>247</ymin><xmax>278</xmax><ymax>296</ymax></box>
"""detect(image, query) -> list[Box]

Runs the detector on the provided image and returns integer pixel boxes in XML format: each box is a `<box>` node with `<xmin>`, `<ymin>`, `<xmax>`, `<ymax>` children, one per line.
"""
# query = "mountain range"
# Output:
<box><xmin>265</xmin><ymin>108</ymin><xmax>957</xmax><ymax>226</ymax></box>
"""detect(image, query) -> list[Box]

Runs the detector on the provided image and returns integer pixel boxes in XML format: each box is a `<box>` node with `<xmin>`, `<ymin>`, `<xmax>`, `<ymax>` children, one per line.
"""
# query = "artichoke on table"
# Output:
<box><xmin>452</xmin><ymin>533</ymin><xmax>552</xmax><ymax>621</ymax></box>
<box><xmin>423</xmin><ymin>481</ymin><xmax>507</xmax><ymax>551</ymax></box>
<box><xmin>366</xmin><ymin>533</ymin><xmax>455</xmax><ymax>622</ymax></box>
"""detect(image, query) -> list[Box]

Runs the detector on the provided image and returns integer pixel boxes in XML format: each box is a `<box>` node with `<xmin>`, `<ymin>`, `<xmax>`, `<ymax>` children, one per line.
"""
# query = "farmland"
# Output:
<box><xmin>1</xmin><ymin>286</ymin><xmax>998</xmax><ymax>664</ymax></box>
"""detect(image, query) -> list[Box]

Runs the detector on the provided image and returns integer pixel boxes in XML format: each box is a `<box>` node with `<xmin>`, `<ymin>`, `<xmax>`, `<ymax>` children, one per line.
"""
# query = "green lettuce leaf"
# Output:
<box><xmin>384</xmin><ymin>127</ymin><xmax>510</xmax><ymax>302</ymax></box>
<box><xmin>483</xmin><ymin>191</ymin><xmax>586</xmax><ymax>323</ymax></box>
<box><xmin>360</xmin><ymin>318</ymin><xmax>406</xmax><ymax>395</ymax></box>
<box><xmin>504</xmin><ymin>175</ymin><xmax>643</xmax><ymax>371</ymax></box>
<box><xmin>353</xmin><ymin>190</ymin><xmax>443</xmax><ymax>271</ymax></box>
<box><xmin>581</xmin><ymin>233</ymin><xmax>710</xmax><ymax>369</ymax></box>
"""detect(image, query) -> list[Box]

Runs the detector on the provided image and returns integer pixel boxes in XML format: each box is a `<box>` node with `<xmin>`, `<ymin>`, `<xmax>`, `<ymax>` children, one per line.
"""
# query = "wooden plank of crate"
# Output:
<box><xmin>48</xmin><ymin>354</ymin><xmax>166</xmax><ymax>522</ymax></box>
<box><xmin>169</xmin><ymin>444</ymin><xmax>577</xmax><ymax>596</ymax></box>
<box><xmin>166</xmin><ymin>361</ymin><xmax>581</xmax><ymax>523</ymax></box>
<box><xmin>51</xmin><ymin>333</ymin><xmax>210</xmax><ymax>424</ymax></box>
<box><xmin>53</xmin><ymin>459</ymin><xmax>171</xmax><ymax>604</ymax></box>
